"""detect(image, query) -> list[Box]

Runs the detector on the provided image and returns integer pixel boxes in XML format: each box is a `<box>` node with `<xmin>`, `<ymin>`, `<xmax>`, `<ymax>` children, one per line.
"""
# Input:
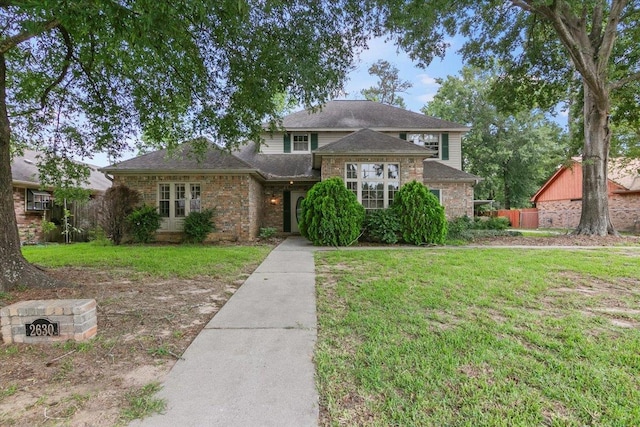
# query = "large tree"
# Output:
<box><xmin>424</xmin><ymin>66</ymin><xmax>566</xmax><ymax>209</ymax></box>
<box><xmin>375</xmin><ymin>0</ymin><xmax>640</xmax><ymax>235</ymax></box>
<box><xmin>360</xmin><ymin>59</ymin><xmax>412</xmax><ymax>108</ymax></box>
<box><xmin>0</xmin><ymin>1</ymin><xmax>368</xmax><ymax>291</ymax></box>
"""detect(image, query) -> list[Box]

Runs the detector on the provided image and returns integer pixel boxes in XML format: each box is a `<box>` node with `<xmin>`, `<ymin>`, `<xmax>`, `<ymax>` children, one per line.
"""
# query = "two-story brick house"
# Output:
<box><xmin>103</xmin><ymin>100</ymin><xmax>479</xmax><ymax>241</ymax></box>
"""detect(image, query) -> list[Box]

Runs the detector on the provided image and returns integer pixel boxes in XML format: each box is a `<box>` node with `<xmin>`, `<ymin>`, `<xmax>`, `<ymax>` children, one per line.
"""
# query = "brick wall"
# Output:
<box><xmin>320</xmin><ymin>156</ymin><xmax>423</xmax><ymax>182</ymax></box>
<box><xmin>538</xmin><ymin>195</ymin><xmax>640</xmax><ymax>231</ymax></box>
<box><xmin>423</xmin><ymin>181</ymin><xmax>474</xmax><ymax>219</ymax></box>
<box><xmin>261</xmin><ymin>183</ymin><xmax>315</xmax><ymax>232</ymax></box>
<box><xmin>13</xmin><ymin>186</ymin><xmax>45</xmax><ymax>243</ymax></box>
<box><xmin>320</xmin><ymin>156</ymin><xmax>473</xmax><ymax>219</ymax></box>
<box><xmin>114</xmin><ymin>174</ymin><xmax>264</xmax><ymax>241</ymax></box>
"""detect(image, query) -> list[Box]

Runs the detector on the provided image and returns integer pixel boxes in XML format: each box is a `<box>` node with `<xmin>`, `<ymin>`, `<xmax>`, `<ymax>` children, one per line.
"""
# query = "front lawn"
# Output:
<box><xmin>22</xmin><ymin>243</ymin><xmax>270</xmax><ymax>278</ymax></box>
<box><xmin>315</xmin><ymin>248</ymin><xmax>640</xmax><ymax>426</ymax></box>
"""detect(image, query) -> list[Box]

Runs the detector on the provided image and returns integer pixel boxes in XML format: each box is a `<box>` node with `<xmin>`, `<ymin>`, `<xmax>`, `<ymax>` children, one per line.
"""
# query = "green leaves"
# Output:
<box><xmin>391</xmin><ymin>180</ymin><xmax>447</xmax><ymax>245</ymax></box>
<box><xmin>299</xmin><ymin>177</ymin><xmax>365</xmax><ymax>246</ymax></box>
<box><xmin>3</xmin><ymin>1</ymin><xmax>371</xmax><ymax>159</ymax></box>
<box><xmin>423</xmin><ymin>65</ymin><xmax>566</xmax><ymax>209</ymax></box>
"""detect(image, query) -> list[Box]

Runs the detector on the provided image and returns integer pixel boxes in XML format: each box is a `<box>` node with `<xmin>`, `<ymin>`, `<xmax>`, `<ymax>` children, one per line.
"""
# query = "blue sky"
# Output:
<box><xmin>340</xmin><ymin>36</ymin><xmax>465</xmax><ymax>113</ymax></box>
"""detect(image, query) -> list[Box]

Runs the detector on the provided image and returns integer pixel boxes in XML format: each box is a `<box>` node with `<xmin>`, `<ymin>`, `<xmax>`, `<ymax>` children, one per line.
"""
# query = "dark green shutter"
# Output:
<box><xmin>441</xmin><ymin>133</ymin><xmax>449</xmax><ymax>160</ymax></box>
<box><xmin>311</xmin><ymin>133</ymin><xmax>318</xmax><ymax>151</ymax></box>
<box><xmin>284</xmin><ymin>133</ymin><xmax>291</xmax><ymax>153</ymax></box>
<box><xmin>283</xmin><ymin>191</ymin><xmax>291</xmax><ymax>232</ymax></box>
<box><xmin>399</xmin><ymin>132</ymin><xmax>407</xmax><ymax>140</ymax></box>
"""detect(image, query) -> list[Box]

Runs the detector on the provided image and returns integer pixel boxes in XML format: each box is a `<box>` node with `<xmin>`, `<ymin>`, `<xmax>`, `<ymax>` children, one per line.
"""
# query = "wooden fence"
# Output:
<box><xmin>496</xmin><ymin>208</ymin><xmax>539</xmax><ymax>229</ymax></box>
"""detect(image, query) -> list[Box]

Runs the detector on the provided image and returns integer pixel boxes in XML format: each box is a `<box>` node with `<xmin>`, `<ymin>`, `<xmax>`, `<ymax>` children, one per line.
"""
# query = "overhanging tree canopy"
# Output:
<box><xmin>0</xmin><ymin>0</ymin><xmax>369</xmax><ymax>291</ymax></box>
<box><xmin>374</xmin><ymin>0</ymin><xmax>640</xmax><ymax>235</ymax></box>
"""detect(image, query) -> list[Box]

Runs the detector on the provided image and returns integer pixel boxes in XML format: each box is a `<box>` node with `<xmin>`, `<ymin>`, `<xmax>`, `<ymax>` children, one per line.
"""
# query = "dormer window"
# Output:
<box><xmin>292</xmin><ymin>133</ymin><xmax>309</xmax><ymax>152</ymax></box>
<box><xmin>26</xmin><ymin>189</ymin><xmax>52</xmax><ymax>211</ymax></box>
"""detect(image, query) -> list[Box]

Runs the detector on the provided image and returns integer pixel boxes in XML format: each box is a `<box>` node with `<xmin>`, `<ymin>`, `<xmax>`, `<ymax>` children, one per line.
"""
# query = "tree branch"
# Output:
<box><xmin>598</xmin><ymin>0</ymin><xmax>628</xmax><ymax>75</ymax></box>
<box><xmin>589</xmin><ymin>1</ymin><xmax>604</xmax><ymax>48</ymax></box>
<box><xmin>610</xmin><ymin>71</ymin><xmax>640</xmax><ymax>90</ymax></box>
<box><xmin>0</xmin><ymin>18</ymin><xmax>60</xmax><ymax>54</ymax></box>
<box><xmin>40</xmin><ymin>25</ymin><xmax>73</xmax><ymax>109</ymax></box>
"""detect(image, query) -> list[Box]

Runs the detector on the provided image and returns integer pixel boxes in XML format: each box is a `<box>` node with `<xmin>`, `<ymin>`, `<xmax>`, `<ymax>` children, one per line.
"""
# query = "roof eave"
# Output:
<box><xmin>281</xmin><ymin>127</ymin><xmax>470</xmax><ymax>133</ymax></box>
<box><xmin>103</xmin><ymin>168</ymin><xmax>267</xmax><ymax>180</ymax></box>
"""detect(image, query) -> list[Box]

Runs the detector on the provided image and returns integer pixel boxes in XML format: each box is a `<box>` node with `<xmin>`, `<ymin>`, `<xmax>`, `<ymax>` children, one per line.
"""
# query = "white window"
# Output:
<box><xmin>26</xmin><ymin>189</ymin><xmax>52</xmax><ymax>211</ymax></box>
<box><xmin>158</xmin><ymin>183</ymin><xmax>201</xmax><ymax>231</ymax></box>
<box><xmin>408</xmin><ymin>133</ymin><xmax>439</xmax><ymax>158</ymax></box>
<box><xmin>292</xmin><ymin>133</ymin><xmax>309</xmax><ymax>152</ymax></box>
<box><xmin>345</xmin><ymin>163</ymin><xmax>400</xmax><ymax>210</ymax></box>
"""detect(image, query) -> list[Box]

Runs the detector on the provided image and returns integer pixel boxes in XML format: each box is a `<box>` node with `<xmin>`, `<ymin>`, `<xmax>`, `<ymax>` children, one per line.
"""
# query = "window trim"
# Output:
<box><xmin>408</xmin><ymin>132</ymin><xmax>440</xmax><ymax>159</ymax></box>
<box><xmin>25</xmin><ymin>189</ymin><xmax>52</xmax><ymax>212</ymax></box>
<box><xmin>345</xmin><ymin>162</ymin><xmax>400</xmax><ymax>210</ymax></box>
<box><xmin>157</xmin><ymin>183</ymin><xmax>202</xmax><ymax>231</ymax></box>
<box><xmin>291</xmin><ymin>132</ymin><xmax>310</xmax><ymax>153</ymax></box>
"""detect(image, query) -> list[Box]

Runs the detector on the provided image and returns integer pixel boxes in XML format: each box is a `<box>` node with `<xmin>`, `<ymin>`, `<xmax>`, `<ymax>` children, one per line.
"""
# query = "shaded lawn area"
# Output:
<box><xmin>315</xmin><ymin>248</ymin><xmax>640</xmax><ymax>426</ymax></box>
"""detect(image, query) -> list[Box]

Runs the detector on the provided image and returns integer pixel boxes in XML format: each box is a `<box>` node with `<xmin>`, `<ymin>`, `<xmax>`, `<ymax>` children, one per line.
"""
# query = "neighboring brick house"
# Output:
<box><xmin>102</xmin><ymin>100</ymin><xmax>479</xmax><ymax>241</ymax></box>
<box><xmin>531</xmin><ymin>158</ymin><xmax>640</xmax><ymax>231</ymax></box>
<box><xmin>12</xmin><ymin>149</ymin><xmax>112</xmax><ymax>243</ymax></box>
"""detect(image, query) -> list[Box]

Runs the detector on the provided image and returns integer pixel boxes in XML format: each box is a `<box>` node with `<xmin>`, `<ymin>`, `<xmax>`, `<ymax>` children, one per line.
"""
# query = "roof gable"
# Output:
<box><xmin>282</xmin><ymin>100</ymin><xmax>468</xmax><ymax>131</ymax></box>
<box><xmin>102</xmin><ymin>140</ymin><xmax>256</xmax><ymax>174</ymax></box>
<box><xmin>314</xmin><ymin>128</ymin><xmax>435</xmax><ymax>154</ymax></box>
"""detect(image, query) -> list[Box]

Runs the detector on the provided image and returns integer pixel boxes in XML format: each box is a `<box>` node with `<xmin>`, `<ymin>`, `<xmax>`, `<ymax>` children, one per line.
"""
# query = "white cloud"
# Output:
<box><xmin>417</xmin><ymin>93</ymin><xmax>437</xmax><ymax>104</ymax></box>
<box><xmin>417</xmin><ymin>73</ymin><xmax>438</xmax><ymax>86</ymax></box>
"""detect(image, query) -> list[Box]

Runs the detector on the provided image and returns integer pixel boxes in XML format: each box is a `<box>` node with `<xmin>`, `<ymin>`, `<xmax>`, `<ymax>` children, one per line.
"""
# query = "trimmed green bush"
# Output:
<box><xmin>183</xmin><ymin>209</ymin><xmax>216</xmax><ymax>243</ymax></box>
<box><xmin>299</xmin><ymin>177</ymin><xmax>365</xmax><ymax>246</ymax></box>
<box><xmin>127</xmin><ymin>205</ymin><xmax>161</xmax><ymax>243</ymax></box>
<box><xmin>363</xmin><ymin>209</ymin><xmax>401</xmax><ymax>244</ymax></box>
<box><xmin>447</xmin><ymin>215</ymin><xmax>516</xmax><ymax>242</ymax></box>
<box><xmin>392</xmin><ymin>180</ymin><xmax>447</xmax><ymax>245</ymax></box>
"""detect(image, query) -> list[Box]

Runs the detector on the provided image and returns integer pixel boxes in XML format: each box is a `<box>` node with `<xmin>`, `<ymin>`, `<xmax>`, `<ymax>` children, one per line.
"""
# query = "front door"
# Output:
<box><xmin>291</xmin><ymin>191</ymin><xmax>306</xmax><ymax>233</ymax></box>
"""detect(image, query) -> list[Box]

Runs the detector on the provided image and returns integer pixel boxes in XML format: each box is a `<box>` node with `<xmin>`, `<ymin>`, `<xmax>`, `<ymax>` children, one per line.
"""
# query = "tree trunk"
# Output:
<box><xmin>0</xmin><ymin>55</ymin><xmax>61</xmax><ymax>291</ymax></box>
<box><xmin>574</xmin><ymin>81</ymin><xmax>616</xmax><ymax>236</ymax></box>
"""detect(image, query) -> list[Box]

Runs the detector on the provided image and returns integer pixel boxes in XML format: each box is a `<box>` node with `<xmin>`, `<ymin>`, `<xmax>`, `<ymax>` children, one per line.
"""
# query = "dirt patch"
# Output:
<box><xmin>0</xmin><ymin>264</ymin><xmax>255</xmax><ymax>426</ymax></box>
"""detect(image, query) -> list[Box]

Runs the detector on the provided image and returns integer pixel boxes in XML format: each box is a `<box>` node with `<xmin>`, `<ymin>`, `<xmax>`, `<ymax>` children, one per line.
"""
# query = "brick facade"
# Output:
<box><xmin>261</xmin><ymin>183</ymin><xmax>315</xmax><ymax>232</ymax></box>
<box><xmin>114</xmin><ymin>173</ymin><xmax>264</xmax><ymax>241</ymax></box>
<box><xmin>320</xmin><ymin>155</ymin><xmax>424</xmax><ymax>183</ymax></box>
<box><xmin>423</xmin><ymin>181</ymin><xmax>475</xmax><ymax>219</ymax></box>
<box><xmin>538</xmin><ymin>195</ymin><xmax>640</xmax><ymax>231</ymax></box>
<box><xmin>13</xmin><ymin>186</ymin><xmax>45</xmax><ymax>243</ymax></box>
<box><xmin>321</xmin><ymin>156</ymin><xmax>472</xmax><ymax>219</ymax></box>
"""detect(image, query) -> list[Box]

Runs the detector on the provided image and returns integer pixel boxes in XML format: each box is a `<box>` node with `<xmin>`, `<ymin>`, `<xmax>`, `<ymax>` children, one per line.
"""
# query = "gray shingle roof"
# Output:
<box><xmin>12</xmin><ymin>149</ymin><xmax>112</xmax><ymax>192</ymax></box>
<box><xmin>423</xmin><ymin>160</ymin><xmax>481</xmax><ymax>183</ymax></box>
<box><xmin>283</xmin><ymin>100</ymin><xmax>468</xmax><ymax>130</ymax></box>
<box><xmin>101</xmin><ymin>140</ymin><xmax>257</xmax><ymax>174</ymax></box>
<box><xmin>235</xmin><ymin>142</ymin><xmax>319</xmax><ymax>180</ymax></box>
<box><xmin>315</xmin><ymin>128</ymin><xmax>436</xmax><ymax>155</ymax></box>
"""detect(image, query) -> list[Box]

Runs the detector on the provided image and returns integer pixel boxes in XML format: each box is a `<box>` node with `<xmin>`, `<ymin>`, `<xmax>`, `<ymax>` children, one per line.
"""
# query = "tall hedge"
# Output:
<box><xmin>392</xmin><ymin>180</ymin><xmax>447</xmax><ymax>245</ymax></box>
<box><xmin>299</xmin><ymin>177</ymin><xmax>365</xmax><ymax>246</ymax></box>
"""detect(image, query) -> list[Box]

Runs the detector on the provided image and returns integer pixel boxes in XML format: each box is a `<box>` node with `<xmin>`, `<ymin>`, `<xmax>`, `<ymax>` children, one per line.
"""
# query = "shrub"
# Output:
<box><xmin>183</xmin><ymin>209</ymin><xmax>216</xmax><ymax>243</ymax></box>
<box><xmin>259</xmin><ymin>227</ymin><xmax>277</xmax><ymax>239</ymax></box>
<box><xmin>392</xmin><ymin>181</ymin><xmax>447</xmax><ymax>245</ymax></box>
<box><xmin>127</xmin><ymin>205</ymin><xmax>161</xmax><ymax>243</ymax></box>
<box><xmin>363</xmin><ymin>209</ymin><xmax>401</xmax><ymax>244</ymax></box>
<box><xmin>299</xmin><ymin>177</ymin><xmax>365</xmax><ymax>246</ymax></box>
<box><xmin>102</xmin><ymin>185</ymin><xmax>141</xmax><ymax>245</ymax></box>
<box><xmin>448</xmin><ymin>215</ymin><xmax>514</xmax><ymax>242</ymax></box>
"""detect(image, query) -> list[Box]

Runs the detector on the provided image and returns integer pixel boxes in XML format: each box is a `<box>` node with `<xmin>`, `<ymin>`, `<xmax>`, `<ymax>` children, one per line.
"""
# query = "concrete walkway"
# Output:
<box><xmin>131</xmin><ymin>236</ymin><xmax>318</xmax><ymax>427</ymax></box>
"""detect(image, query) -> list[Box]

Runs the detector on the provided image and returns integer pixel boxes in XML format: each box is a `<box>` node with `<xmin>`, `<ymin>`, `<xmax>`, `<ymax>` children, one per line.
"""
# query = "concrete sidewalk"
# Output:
<box><xmin>131</xmin><ymin>236</ymin><xmax>318</xmax><ymax>427</ymax></box>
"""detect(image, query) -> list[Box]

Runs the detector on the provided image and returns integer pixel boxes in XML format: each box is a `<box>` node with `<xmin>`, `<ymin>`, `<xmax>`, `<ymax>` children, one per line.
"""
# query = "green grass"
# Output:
<box><xmin>22</xmin><ymin>243</ymin><xmax>272</xmax><ymax>278</ymax></box>
<box><xmin>315</xmin><ymin>248</ymin><xmax>640</xmax><ymax>426</ymax></box>
<box><xmin>118</xmin><ymin>382</ymin><xmax>166</xmax><ymax>424</ymax></box>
